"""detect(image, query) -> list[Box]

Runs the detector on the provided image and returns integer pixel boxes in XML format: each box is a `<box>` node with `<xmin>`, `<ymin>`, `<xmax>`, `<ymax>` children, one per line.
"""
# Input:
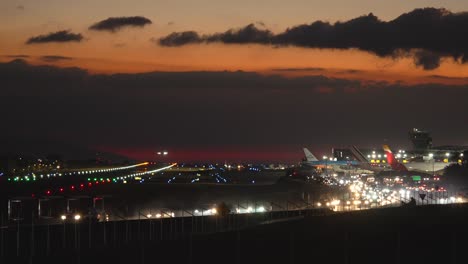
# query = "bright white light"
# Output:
<box><xmin>317</xmin><ymin>202</ymin><xmax>322</xmax><ymax>207</ymax></box>
<box><xmin>61</xmin><ymin>215</ymin><xmax>67</xmax><ymax>220</ymax></box>
<box><xmin>74</xmin><ymin>214</ymin><xmax>81</xmax><ymax>221</ymax></box>
<box><xmin>257</xmin><ymin>206</ymin><xmax>265</xmax><ymax>212</ymax></box>
<box><xmin>156</xmin><ymin>214</ymin><xmax>162</xmax><ymax>218</ymax></box>
<box><xmin>163</xmin><ymin>151</ymin><xmax>168</xmax><ymax>155</ymax></box>
<box><xmin>146</xmin><ymin>214</ymin><xmax>152</xmax><ymax>218</ymax></box>
<box><xmin>211</xmin><ymin>208</ymin><xmax>217</xmax><ymax>215</ymax></box>
<box><xmin>446</xmin><ymin>153</ymin><xmax>450</xmax><ymax>157</ymax></box>
<box><xmin>194</xmin><ymin>210</ymin><xmax>199</xmax><ymax>214</ymax></box>
<box><xmin>247</xmin><ymin>206</ymin><xmax>253</xmax><ymax>213</ymax></box>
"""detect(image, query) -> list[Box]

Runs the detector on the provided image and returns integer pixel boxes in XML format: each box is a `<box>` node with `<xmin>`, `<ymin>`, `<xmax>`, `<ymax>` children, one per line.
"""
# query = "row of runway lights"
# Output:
<box><xmin>34</xmin><ymin>180</ymin><xmax>112</xmax><ymax>197</ymax></box>
<box><xmin>31</xmin><ymin>164</ymin><xmax>177</xmax><ymax>198</ymax></box>
<box><xmin>9</xmin><ymin>162</ymin><xmax>150</xmax><ymax>182</ymax></box>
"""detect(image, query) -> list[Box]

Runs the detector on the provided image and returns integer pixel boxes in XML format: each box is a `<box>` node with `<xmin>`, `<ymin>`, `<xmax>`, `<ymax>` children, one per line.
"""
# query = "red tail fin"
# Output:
<box><xmin>383</xmin><ymin>145</ymin><xmax>408</xmax><ymax>172</ymax></box>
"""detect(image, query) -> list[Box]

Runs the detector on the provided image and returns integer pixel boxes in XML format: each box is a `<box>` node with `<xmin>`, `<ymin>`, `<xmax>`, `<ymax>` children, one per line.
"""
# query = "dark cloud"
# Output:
<box><xmin>158</xmin><ymin>24</ymin><xmax>273</xmax><ymax>46</ymax></box>
<box><xmin>40</xmin><ymin>55</ymin><xmax>73</xmax><ymax>62</ymax></box>
<box><xmin>271</xmin><ymin>67</ymin><xmax>325</xmax><ymax>72</ymax></box>
<box><xmin>16</xmin><ymin>5</ymin><xmax>24</xmax><ymax>10</ymax></box>
<box><xmin>337</xmin><ymin>69</ymin><xmax>363</xmax><ymax>74</ymax></box>
<box><xmin>1</xmin><ymin>59</ymin><xmax>468</xmax><ymax>161</ymax></box>
<box><xmin>89</xmin><ymin>16</ymin><xmax>152</xmax><ymax>32</ymax></box>
<box><xmin>413</xmin><ymin>50</ymin><xmax>441</xmax><ymax>70</ymax></box>
<box><xmin>159</xmin><ymin>8</ymin><xmax>468</xmax><ymax>70</ymax></box>
<box><xmin>157</xmin><ymin>31</ymin><xmax>202</xmax><ymax>46</ymax></box>
<box><xmin>206</xmin><ymin>23</ymin><xmax>273</xmax><ymax>44</ymax></box>
<box><xmin>26</xmin><ymin>30</ymin><xmax>83</xmax><ymax>44</ymax></box>
<box><xmin>4</xmin><ymin>55</ymin><xmax>30</xmax><ymax>58</ymax></box>
<box><xmin>429</xmin><ymin>75</ymin><xmax>468</xmax><ymax>81</ymax></box>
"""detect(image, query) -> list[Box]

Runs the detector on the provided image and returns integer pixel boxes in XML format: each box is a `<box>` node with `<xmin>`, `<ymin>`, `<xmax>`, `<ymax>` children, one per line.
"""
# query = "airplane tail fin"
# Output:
<box><xmin>350</xmin><ymin>145</ymin><xmax>369</xmax><ymax>163</ymax></box>
<box><xmin>383</xmin><ymin>145</ymin><xmax>408</xmax><ymax>172</ymax></box>
<box><xmin>303</xmin><ymin>148</ymin><xmax>319</xmax><ymax>162</ymax></box>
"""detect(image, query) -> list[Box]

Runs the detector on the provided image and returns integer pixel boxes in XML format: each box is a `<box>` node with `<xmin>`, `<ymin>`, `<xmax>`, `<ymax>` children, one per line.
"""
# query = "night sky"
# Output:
<box><xmin>1</xmin><ymin>1</ymin><xmax>468</xmax><ymax>162</ymax></box>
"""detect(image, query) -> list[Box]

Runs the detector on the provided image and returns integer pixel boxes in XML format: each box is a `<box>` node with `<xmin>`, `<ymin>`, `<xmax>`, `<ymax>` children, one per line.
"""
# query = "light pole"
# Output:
<box><xmin>429</xmin><ymin>153</ymin><xmax>434</xmax><ymax>176</ymax></box>
<box><xmin>323</xmin><ymin>156</ymin><xmax>328</xmax><ymax>177</ymax></box>
<box><xmin>74</xmin><ymin>214</ymin><xmax>81</xmax><ymax>249</ymax></box>
<box><xmin>61</xmin><ymin>215</ymin><xmax>67</xmax><ymax>248</ymax></box>
<box><xmin>157</xmin><ymin>151</ymin><xmax>169</xmax><ymax>164</ymax></box>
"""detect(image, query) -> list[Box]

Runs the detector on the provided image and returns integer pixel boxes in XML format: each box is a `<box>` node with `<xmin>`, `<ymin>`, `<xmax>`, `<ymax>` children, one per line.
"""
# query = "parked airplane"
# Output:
<box><xmin>302</xmin><ymin>148</ymin><xmax>373</xmax><ymax>175</ymax></box>
<box><xmin>383</xmin><ymin>145</ymin><xmax>450</xmax><ymax>174</ymax></box>
<box><xmin>349</xmin><ymin>145</ymin><xmax>389</xmax><ymax>173</ymax></box>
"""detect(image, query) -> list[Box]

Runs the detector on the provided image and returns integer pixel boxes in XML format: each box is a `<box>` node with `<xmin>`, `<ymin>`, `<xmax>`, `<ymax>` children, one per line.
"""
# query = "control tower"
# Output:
<box><xmin>408</xmin><ymin>128</ymin><xmax>432</xmax><ymax>150</ymax></box>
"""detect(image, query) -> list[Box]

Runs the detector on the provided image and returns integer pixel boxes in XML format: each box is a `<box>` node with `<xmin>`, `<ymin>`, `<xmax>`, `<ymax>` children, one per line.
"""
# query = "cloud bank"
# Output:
<box><xmin>40</xmin><ymin>55</ymin><xmax>73</xmax><ymax>62</ymax></box>
<box><xmin>26</xmin><ymin>30</ymin><xmax>83</xmax><ymax>44</ymax></box>
<box><xmin>89</xmin><ymin>16</ymin><xmax>152</xmax><ymax>32</ymax></box>
<box><xmin>158</xmin><ymin>8</ymin><xmax>468</xmax><ymax>70</ymax></box>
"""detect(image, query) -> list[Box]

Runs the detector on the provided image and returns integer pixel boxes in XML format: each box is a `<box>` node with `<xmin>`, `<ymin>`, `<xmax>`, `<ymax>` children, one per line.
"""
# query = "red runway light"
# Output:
<box><xmin>88</xmin><ymin>182</ymin><xmax>92</xmax><ymax>186</ymax></box>
<box><xmin>60</xmin><ymin>188</ymin><xmax>64</xmax><ymax>192</ymax></box>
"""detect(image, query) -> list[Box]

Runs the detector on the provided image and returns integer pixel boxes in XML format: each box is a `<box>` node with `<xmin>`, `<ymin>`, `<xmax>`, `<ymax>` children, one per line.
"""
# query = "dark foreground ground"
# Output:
<box><xmin>2</xmin><ymin>204</ymin><xmax>468</xmax><ymax>264</ymax></box>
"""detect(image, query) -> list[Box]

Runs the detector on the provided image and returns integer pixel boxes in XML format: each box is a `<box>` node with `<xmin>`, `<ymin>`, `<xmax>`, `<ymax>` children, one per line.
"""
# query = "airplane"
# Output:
<box><xmin>349</xmin><ymin>145</ymin><xmax>390</xmax><ymax>173</ymax></box>
<box><xmin>302</xmin><ymin>148</ymin><xmax>359</xmax><ymax>167</ymax></box>
<box><xmin>301</xmin><ymin>148</ymin><xmax>373</xmax><ymax>175</ymax></box>
<box><xmin>383</xmin><ymin>145</ymin><xmax>450</xmax><ymax>175</ymax></box>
